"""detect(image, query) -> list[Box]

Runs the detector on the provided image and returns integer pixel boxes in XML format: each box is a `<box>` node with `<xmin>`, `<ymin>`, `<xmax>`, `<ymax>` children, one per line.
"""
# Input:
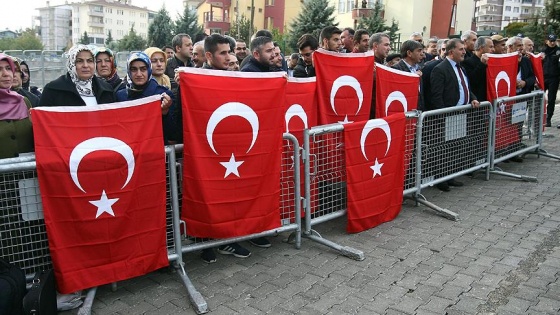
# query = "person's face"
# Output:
<box><xmin>299</xmin><ymin>46</ymin><xmax>314</xmax><ymax>66</ymax></box>
<box><xmin>129</xmin><ymin>60</ymin><xmax>149</xmax><ymax>86</ymax></box>
<box><xmin>449</xmin><ymin>42</ymin><xmax>466</xmax><ymax>62</ymax></box>
<box><xmin>439</xmin><ymin>44</ymin><xmax>447</xmax><ymax>58</ymax></box>
<box><xmin>12</xmin><ymin>69</ymin><xmax>22</xmax><ymax>89</ymax></box>
<box><xmin>164</xmin><ymin>48</ymin><xmax>174</xmax><ymax>59</ymax></box>
<box><xmin>20</xmin><ymin>64</ymin><xmax>29</xmax><ymax>84</ymax></box>
<box><xmin>192</xmin><ymin>45</ymin><xmax>206</xmax><ymax>68</ymax></box>
<box><xmin>235</xmin><ymin>41</ymin><xmax>248</xmax><ymax>60</ymax></box>
<box><xmin>494</xmin><ymin>41</ymin><xmax>506</xmax><ymax>54</ymax></box>
<box><xmin>255</xmin><ymin>42</ymin><xmax>277</xmax><ymax>67</ymax></box>
<box><xmin>483</xmin><ymin>39</ymin><xmax>495</xmax><ymax>54</ymax></box>
<box><xmin>387</xmin><ymin>57</ymin><xmax>401</xmax><ymax>67</ymax></box>
<box><xmin>75</xmin><ymin>51</ymin><xmax>95</xmax><ymax>81</ymax></box>
<box><xmin>375</xmin><ymin>37</ymin><xmax>391</xmax><ymax>59</ymax></box>
<box><xmin>177</xmin><ymin>37</ymin><xmax>193</xmax><ymax>59</ymax></box>
<box><xmin>466</xmin><ymin>34</ymin><xmax>477</xmax><ymax>51</ymax></box>
<box><xmin>0</xmin><ymin>60</ymin><xmax>14</xmax><ymax>89</ymax></box>
<box><xmin>207</xmin><ymin>43</ymin><xmax>230</xmax><ymax>70</ymax></box>
<box><xmin>227</xmin><ymin>54</ymin><xmax>239</xmax><ymax>71</ymax></box>
<box><xmin>341</xmin><ymin>30</ymin><xmax>354</xmax><ymax>50</ymax></box>
<box><xmin>356</xmin><ymin>34</ymin><xmax>370</xmax><ymax>53</ymax></box>
<box><xmin>547</xmin><ymin>39</ymin><xmax>557</xmax><ymax>48</ymax></box>
<box><xmin>507</xmin><ymin>39</ymin><xmax>523</xmax><ymax>54</ymax></box>
<box><xmin>95</xmin><ymin>52</ymin><xmax>113</xmax><ymax>78</ymax></box>
<box><xmin>411</xmin><ymin>35</ymin><xmax>423</xmax><ymax>45</ymax></box>
<box><xmin>428</xmin><ymin>42</ymin><xmax>438</xmax><ymax>55</ymax></box>
<box><xmin>150</xmin><ymin>52</ymin><xmax>166</xmax><ymax>76</ymax></box>
<box><xmin>523</xmin><ymin>39</ymin><xmax>534</xmax><ymax>54</ymax></box>
<box><xmin>408</xmin><ymin>47</ymin><xmax>424</xmax><ymax>65</ymax></box>
<box><xmin>274</xmin><ymin>46</ymin><xmax>282</xmax><ymax>68</ymax></box>
<box><xmin>323</xmin><ymin>33</ymin><xmax>341</xmax><ymax>52</ymax></box>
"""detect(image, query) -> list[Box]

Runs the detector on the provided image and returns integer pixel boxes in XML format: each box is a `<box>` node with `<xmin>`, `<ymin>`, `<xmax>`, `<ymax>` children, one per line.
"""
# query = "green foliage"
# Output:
<box><xmin>544</xmin><ymin>0</ymin><xmax>560</xmax><ymax>35</ymax></box>
<box><xmin>521</xmin><ymin>11</ymin><xmax>546</xmax><ymax>51</ymax></box>
<box><xmin>272</xmin><ymin>27</ymin><xmax>291</xmax><ymax>55</ymax></box>
<box><xmin>105</xmin><ymin>30</ymin><xmax>114</xmax><ymax>46</ymax></box>
<box><xmin>148</xmin><ymin>5</ymin><xmax>175</xmax><ymax>48</ymax></box>
<box><xmin>175</xmin><ymin>6</ymin><xmax>203</xmax><ymax>38</ymax></box>
<box><xmin>287</xmin><ymin>0</ymin><xmax>337</xmax><ymax>51</ymax></box>
<box><xmin>79</xmin><ymin>31</ymin><xmax>91</xmax><ymax>45</ymax></box>
<box><xmin>386</xmin><ymin>18</ymin><xmax>400</xmax><ymax>44</ymax></box>
<box><xmin>357</xmin><ymin>0</ymin><xmax>386</xmax><ymax>33</ymax></box>
<box><xmin>504</xmin><ymin>22</ymin><xmax>528</xmax><ymax>37</ymax></box>
<box><xmin>0</xmin><ymin>29</ymin><xmax>43</xmax><ymax>51</ymax></box>
<box><xmin>228</xmin><ymin>14</ymin><xmax>255</xmax><ymax>43</ymax></box>
<box><xmin>118</xmin><ymin>25</ymin><xmax>147</xmax><ymax>51</ymax></box>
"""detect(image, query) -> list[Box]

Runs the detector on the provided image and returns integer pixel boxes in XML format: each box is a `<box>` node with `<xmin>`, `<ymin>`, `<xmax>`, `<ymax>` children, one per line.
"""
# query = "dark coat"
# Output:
<box><xmin>391</xmin><ymin>60</ymin><xmax>425</xmax><ymax>111</ymax></box>
<box><xmin>240</xmin><ymin>57</ymin><xmax>271</xmax><ymax>72</ymax></box>
<box><xmin>422</xmin><ymin>59</ymin><xmax>443</xmax><ymax>108</ymax></box>
<box><xmin>542</xmin><ymin>45</ymin><xmax>560</xmax><ymax>78</ymax></box>
<box><xmin>293</xmin><ymin>58</ymin><xmax>315</xmax><ymax>78</ymax></box>
<box><xmin>38</xmin><ymin>74</ymin><xmax>114</xmax><ymax>107</ymax></box>
<box><xmin>518</xmin><ymin>56</ymin><xmax>536</xmax><ymax>95</ymax></box>
<box><xmin>15</xmin><ymin>88</ymin><xmax>40</xmax><ymax>107</ymax></box>
<box><xmin>462</xmin><ymin>54</ymin><xmax>488</xmax><ymax>102</ymax></box>
<box><xmin>429</xmin><ymin>58</ymin><xmax>477</xmax><ymax>110</ymax></box>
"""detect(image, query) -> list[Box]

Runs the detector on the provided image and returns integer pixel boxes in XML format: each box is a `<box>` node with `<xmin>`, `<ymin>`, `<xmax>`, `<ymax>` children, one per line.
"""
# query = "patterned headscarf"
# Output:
<box><xmin>66</xmin><ymin>45</ymin><xmax>95</xmax><ymax>97</ymax></box>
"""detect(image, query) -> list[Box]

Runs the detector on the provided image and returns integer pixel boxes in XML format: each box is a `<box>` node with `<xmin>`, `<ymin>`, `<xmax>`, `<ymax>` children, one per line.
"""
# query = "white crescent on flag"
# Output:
<box><xmin>285</xmin><ymin>104</ymin><xmax>308</xmax><ymax>132</ymax></box>
<box><xmin>360</xmin><ymin>119</ymin><xmax>392</xmax><ymax>160</ymax></box>
<box><xmin>495</xmin><ymin>71</ymin><xmax>511</xmax><ymax>98</ymax></box>
<box><xmin>385</xmin><ymin>91</ymin><xmax>408</xmax><ymax>116</ymax></box>
<box><xmin>206</xmin><ymin>102</ymin><xmax>259</xmax><ymax>154</ymax></box>
<box><xmin>330</xmin><ymin>75</ymin><xmax>364</xmax><ymax>116</ymax></box>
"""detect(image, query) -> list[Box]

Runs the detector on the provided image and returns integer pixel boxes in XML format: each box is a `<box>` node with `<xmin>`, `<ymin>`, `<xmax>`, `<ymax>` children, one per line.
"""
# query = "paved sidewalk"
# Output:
<box><xmin>65</xmin><ymin>120</ymin><xmax>560</xmax><ymax>315</ymax></box>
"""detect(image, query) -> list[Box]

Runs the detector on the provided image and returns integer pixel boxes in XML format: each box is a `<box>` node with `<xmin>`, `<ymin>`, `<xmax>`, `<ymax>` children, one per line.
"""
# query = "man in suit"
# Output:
<box><xmin>506</xmin><ymin>36</ymin><xmax>536</xmax><ymax>96</ymax></box>
<box><xmin>429</xmin><ymin>38</ymin><xmax>480</xmax><ymax>191</ymax></box>
<box><xmin>391</xmin><ymin>40</ymin><xmax>425</xmax><ymax>110</ymax></box>
<box><xmin>422</xmin><ymin>39</ymin><xmax>448</xmax><ymax>108</ymax></box>
<box><xmin>463</xmin><ymin>36</ymin><xmax>494</xmax><ymax>102</ymax></box>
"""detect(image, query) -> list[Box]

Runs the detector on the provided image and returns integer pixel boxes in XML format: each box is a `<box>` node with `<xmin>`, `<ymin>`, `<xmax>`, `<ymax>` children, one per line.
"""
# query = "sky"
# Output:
<box><xmin>1</xmin><ymin>0</ymin><xmax>186</xmax><ymax>31</ymax></box>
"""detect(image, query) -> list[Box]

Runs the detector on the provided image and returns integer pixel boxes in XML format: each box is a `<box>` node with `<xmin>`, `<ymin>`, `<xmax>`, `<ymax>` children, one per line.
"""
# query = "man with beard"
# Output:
<box><xmin>320</xmin><ymin>26</ymin><xmax>342</xmax><ymax>52</ymax></box>
<box><xmin>192</xmin><ymin>41</ymin><xmax>206</xmax><ymax>68</ymax></box>
<box><xmin>293</xmin><ymin>34</ymin><xmax>318</xmax><ymax>78</ymax></box>
<box><xmin>352</xmin><ymin>29</ymin><xmax>370</xmax><ymax>53</ymax></box>
<box><xmin>463</xmin><ymin>36</ymin><xmax>494</xmax><ymax>102</ymax></box>
<box><xmin>240</xmin><ymin>36</ymin><xmax>277</xmax><ymax>72</ymax></box>
<box><xmin>391</xmin><ymin>40</ymin><xmax>425</xmax><ymax>110</ymax></box>
<box><xmin>461</xmin><ymin>30</ymin><xmax>477</xmax><ymax>59</ymax></box>
<box><xmin>235</xmin><ymin>39</ymin><xmax>248</xmax><ymax>62</ymax></box>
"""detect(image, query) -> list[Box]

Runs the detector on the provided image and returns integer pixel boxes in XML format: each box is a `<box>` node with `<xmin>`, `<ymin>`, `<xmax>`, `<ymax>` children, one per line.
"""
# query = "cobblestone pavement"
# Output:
<box><xmin>64</xmin><ymin>116</ymin><xmax>560</xmax><ymax>315</ymax></box>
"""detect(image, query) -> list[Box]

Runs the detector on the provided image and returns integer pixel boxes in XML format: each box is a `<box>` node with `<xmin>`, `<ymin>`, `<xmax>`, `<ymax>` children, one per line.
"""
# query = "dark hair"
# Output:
<box><xmin>320</xmin><ymin>26</ymin><xmax>342</xmax><ymax>43</ymax></box>
<box><xmin>297</xmin><ymin>34</ymin><xmax>319</xmax><ymax>51</ymax></box>
<box><xmin>162</xmin><ymin>45</ymin><xmax>173</xmax><ymax>51</ymax></box>
<box><xmin>368</xmin><ymin>32</ymin><xmax>390</xmax><ymax>48</ymax></box>
<box><xmin>386</xmin><ymin>53</ymin><xmax>401</xmax><ymax>63</ymax></box>
<box><xmin>400</xmin><ymin>40</ymin><xmax>423</xmax><ymax>58</ymax></box>
<box><xmin>194</xmin><ymin>33</ymin><xmax>208</xmax><ymax>43</ymax></box>
<box><xmin>353</xmin><ymin>29</ymin><xmax>368</xmax><ymax>44</ymax></box>
<box><xmin>250</xmin><ymin>36</ymin><xmax>273</xmax><ymax>53</ymax></box>
<box><xmin>223</xmin><ymin>35</ymin><xmax>236</xmax><ymax>52</ymax></box>
<box><xmin>204</xmin><ymin>34</ymin><xmax>232</xmax><ymax>55</ymax></box>
<box><xmin>255</xmin><ymin>29</ymin><xmax>273</xmax><ymax>39</ymax></box>
<box><xmin>342</xmin><ymin>27</ymin><xmax>355</xmax><ymax>36</ymax></box>
<box><xmin>445</xmin><ymin>38</ymin><xmax>464</xmax><ymax>55</ymax></box>
<box><xmin>171</xmin><ymin>34</ymin><xmax>191</xmax><ymax>52</ymax></box>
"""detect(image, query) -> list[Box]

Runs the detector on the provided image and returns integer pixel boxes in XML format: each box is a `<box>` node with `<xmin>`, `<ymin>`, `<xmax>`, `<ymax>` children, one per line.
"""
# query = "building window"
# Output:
<box><xmin>267</xmin><ymin>17</ymin><xmax>273</xmax><ymax>29</ymax></box>
<box><xmin>338</xmin><ymin>0</ymin><xmax>346</xmax><ymax>13</ymax></box>
<box><xmin>117</xmin><ymin>9</ymin><xmax>124</xmax><ymax>15</ymax></box>
<box><xmin>513</xmin><ymin>7</ymin><xmax>519</xmax><ymax>12</ymax></box>
<box><xmin>130</xmin><ymin>11</ymin><xmax>135</xmax><ymax>16</ymax></box>
<box><xmin>523</xmin><ymin>8</ymin><xmax>529</xmax><ymax>13</ymax></box>
<box><xmin>505</xmin><ymin>6</ymin><xmax>511</xmax><ymax>11</ymax></box>
<box><xmin>266</xmin><ymin>0</ymin><xmax>275</xmax><ymax>5</ymax></box>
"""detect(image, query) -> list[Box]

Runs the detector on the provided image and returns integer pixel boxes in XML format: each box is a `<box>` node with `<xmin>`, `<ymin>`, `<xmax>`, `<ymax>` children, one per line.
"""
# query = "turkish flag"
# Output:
<box><xmin>32</xmin><ymin>96</ymin><xmax>168</xmax><ymax>294</ymax></box>
<box><xmin>314</xmin><ymin>49</ymin><xmax>374</xmax><ymax>124</ymax></box>
<box><xmin>179</xmin><ymin>68</ymin><xmax>285</xmax><ymax>238</ymax></box>
<box><xmin>375</xmin><ymin>63</ymin><xmax>419</xmax><ymax>118</ymax></box>
<box><xmin>343</xmin><ymin>113</ymin><xmax>406</xmax><ymax>233</ymax></box>
<box><xmin>487</xmin><ymin>53</ymin><xmax>520</xmax><ymax>150</ymax></box>
<box><xmin>284</xmin><ymin>77</ymin><xmax>318</xmax><ymax>219</ymax></box>
<box><xmin>528</xmin><ymin>53</ymin><xmax>544</xmax><ymax>90</ymax></box>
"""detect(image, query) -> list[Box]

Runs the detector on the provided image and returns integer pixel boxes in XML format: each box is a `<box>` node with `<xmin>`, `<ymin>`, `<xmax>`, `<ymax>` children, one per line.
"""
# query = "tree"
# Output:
<box><xmin>118</xmin><ymin>25</ymin><xmax>147</xmax><ymax>51</ymax></box>
<box><xmin>386</xmin><ymin>18</ymin><xmax>400</xmax><ymax>44</ymax></box>
<box><xmin>522</xmin><ymin>11</ymin><xmax>547</xmax><ymax>51</ymax></box>
<box><xmin>0</xmin><ymin>28</ymin><xmax>43</xmax><ymax>51</ymax></box>
<box><xmin>175</xmin><ymin>6</ymin><xmax>203</xmax><ymax>39</ymax></box>
<box><xmin>79</xmin><ymin>31</ymin><xmax>91</xmax><ymax>45</ymax></box>
<box><xmin>228</xmin><ymin>14</ymin><xmax>255</xmax><ymax>42</ymax></box>
<box><xmin>148</xmin><ymin>5</ymin><xmax>174</xmax><ymax>48</ymax></box>
<box><xmin>504</xmin><ymin>22</ymin><xmax>528</xmax><ymax>37</ymax></box>
<box><xmin>544</xmin><ymin>0</ymin><xmax>560</xmax><ymax>35</ymax></box>
<box><xmin>357</xmin><ymin>0</ymin><xmax>387</xmax><ymax>33</ymax></box>
<box><xmin>105</xmin><ymin>30</ymin><xmax>114</xmax><ymax>46</ymax></box>
<box><xmin>287</xmin><ymin>0</ymin><xmax>337</xmax><ymax>51</ymax></box>
<box><xmin>271</xmin><ymin>27</ymin><xmax>291</xmax><ymax>54</ymax></box>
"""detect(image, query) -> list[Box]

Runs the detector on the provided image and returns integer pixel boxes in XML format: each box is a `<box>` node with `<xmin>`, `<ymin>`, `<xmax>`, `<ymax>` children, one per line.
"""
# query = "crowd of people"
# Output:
<box><xmin>1</xmin><ymin>26</ymin><xmax>558</xmax><ymax>260</ymax></box>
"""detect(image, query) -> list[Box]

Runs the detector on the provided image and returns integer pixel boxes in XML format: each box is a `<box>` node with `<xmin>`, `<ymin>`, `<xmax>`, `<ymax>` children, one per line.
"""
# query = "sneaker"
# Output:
<box><xmin>201</xmin><ymin>248</ymin><xmax>217</xmax><ymax>263</ymax></box>
<box><xmin>217</xmin><ymin>243</ymin><xmax>251</xmax><ymax>258</ymax></box>
<box><xmin>249</xmin><ymin>237</ymin><xmax>271</xmax><ymax>248</ymax></box>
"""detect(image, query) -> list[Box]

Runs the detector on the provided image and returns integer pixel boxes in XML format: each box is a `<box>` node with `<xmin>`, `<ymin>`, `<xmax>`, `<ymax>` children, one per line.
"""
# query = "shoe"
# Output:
<box><xmin>436</xmin><ymin>182</ymin><xmax>450</xmax><ymax>192</ymax></box>
<box><xmin>546</xmin><ymin>121</ymin><xmax>552</xmax><ymax>127</ymax></box>
<box><xmin>249</xmin><ymin>237</ymin><xmax>271</xmax><ymax>248</ymax></box>
<box><xmin>201</xmin><ymin>248</ymin><xmax>217</xmax><ymax>263</ymax></box>
<box><xmin>218</xmin><ymin>243</ymin><xmax>251</xmax><ymax>258</ymax></box>
<box><xmin>557</xmin><ymin>124</ymin><xmax>560</xmax><ymax>129</ymax></box>
<box><xmin>509</xmin><ymin>156</ymin><xmax>523</xmax><ymax>163</ymax></box>
<box><xmin>447</xmin><ymin>179</ymin><xmax>464</xmax><ymax>187</ymax></box>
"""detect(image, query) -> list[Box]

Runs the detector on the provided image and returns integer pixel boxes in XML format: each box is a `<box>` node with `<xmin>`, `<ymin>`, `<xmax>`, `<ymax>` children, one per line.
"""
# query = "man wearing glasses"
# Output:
<box><xmin>293</xmin><ymin>34</ymin><xmax>319</xmax><ymax>78</ymax></box>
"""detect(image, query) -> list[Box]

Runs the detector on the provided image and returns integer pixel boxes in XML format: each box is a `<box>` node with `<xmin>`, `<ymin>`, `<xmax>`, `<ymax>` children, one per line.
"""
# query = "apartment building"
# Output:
<box><xmin>474</xmin><ymin>0</ymin><xmax>545</xmax><ymax>32</ymax></box>
<box><xmin>37</xmin><ymin>0</ymin><xmax>153</xmax><ymax>50</ymax></box>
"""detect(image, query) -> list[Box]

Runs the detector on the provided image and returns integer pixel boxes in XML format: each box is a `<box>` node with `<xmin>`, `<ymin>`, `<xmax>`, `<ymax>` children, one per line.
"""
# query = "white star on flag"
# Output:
<box><xmin>220</xmin><ymin>153</ymin><xmax>244</xmax><ymax>178</ymax></box>
<box><xmin>338</xmin><ymin>115</ymin><xmax>354</xmax><ymax>124</ymax></box>
<box><xmin>89</xmin><ymin>190</ymin><xmax>118</xmax><ymax>218</ymax></box>
<box><xmin>370</xmin><ymin>158</ymin><xmax>384</xmax><ymax>178</ymax></box>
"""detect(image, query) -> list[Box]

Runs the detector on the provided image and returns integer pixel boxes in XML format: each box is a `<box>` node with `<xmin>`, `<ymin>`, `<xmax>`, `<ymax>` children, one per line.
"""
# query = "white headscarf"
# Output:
<box><xmin>66</xmin><ymin>45</ymin><xmax>95</xmax><ymax>97</ymax></box>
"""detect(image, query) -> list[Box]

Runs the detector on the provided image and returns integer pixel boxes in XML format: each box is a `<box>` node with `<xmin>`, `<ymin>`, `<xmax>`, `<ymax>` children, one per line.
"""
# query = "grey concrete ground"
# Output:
<box><xmin>66</xmin><ymin>117</ymin><xmax>560</xmax><ymax>315</ymax></box>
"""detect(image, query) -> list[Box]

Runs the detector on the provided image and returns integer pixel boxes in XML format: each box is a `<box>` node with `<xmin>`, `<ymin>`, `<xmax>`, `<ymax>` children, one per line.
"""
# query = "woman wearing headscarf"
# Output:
<box><xmin>94</xmin><ymin>47</ymin><xmax>124</xmax><ymax>91</ymax></box>
<box><xmin>10</xmin><ymin>58</ymin><xmax>40</xmax><ymax>107</ymax></box>
<box><xmin>0</xmin><ymin>53</ymin><xmax>33</xmax><ymax>159</ymax></box>
<box><xmin>116</xmin><ymin>52</ymin><xmax>174</xmax><ymax>143</ymax></box>
<box><xmin>38</xmin><ymin>45</ymin><xmax>114</xmax><ymax>107</ymax></box>
<box><xmin>19</xmin><ymin>60</ymin><xmax>42</xmax><ymax>98</ymax></box>
<box><xmin>144</xmin><ymin>47</ymin><xmax>171</xmax><ymax>89</ymax></box>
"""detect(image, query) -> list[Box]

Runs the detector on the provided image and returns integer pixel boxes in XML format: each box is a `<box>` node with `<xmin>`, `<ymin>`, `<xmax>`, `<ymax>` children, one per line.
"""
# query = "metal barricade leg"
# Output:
<box><xmin>77</xmin><ymin>287</ymin><xmax>97</xmax><ymax>315</ymax></box>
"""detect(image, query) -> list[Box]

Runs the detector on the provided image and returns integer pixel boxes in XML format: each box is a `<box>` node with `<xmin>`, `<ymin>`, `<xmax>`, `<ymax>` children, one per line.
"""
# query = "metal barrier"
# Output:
<box><xmin>414</xmin><ymin>102</ymin><xmax>493</xmax><ymax>220</ymax></box>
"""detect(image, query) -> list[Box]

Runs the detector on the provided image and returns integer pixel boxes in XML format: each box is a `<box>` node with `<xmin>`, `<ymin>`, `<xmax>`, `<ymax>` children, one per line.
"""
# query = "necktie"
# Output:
<box><xmin>456</xmin><ymin>64</ymin><xmax>469</xmax><ymax>104</ymax></box>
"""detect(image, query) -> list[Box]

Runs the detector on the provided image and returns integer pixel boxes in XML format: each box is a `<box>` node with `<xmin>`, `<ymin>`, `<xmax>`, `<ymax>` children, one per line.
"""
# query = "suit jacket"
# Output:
<box><xmin>518</xmin><ymin>56</ymin><xmax>536</xmax><ymax>95</ymax></box>
<box><xmin>462</xmin><ymin>54</ymin><xmax>488</xmax><ymax>102</ymax></box>
<box><xmin>391</xmin><ymin>60</ymin><xmax>425</xmax><ymax>111</ymax></box>
<box><xmin>429</xmin><ymin>58</ymin><xmax>477</xmax><ymax>110</ymax></box>
<box><xmin>422</xmin><ymin>59</ymin><xmax>442</xmax><ymax>108</ymax></box>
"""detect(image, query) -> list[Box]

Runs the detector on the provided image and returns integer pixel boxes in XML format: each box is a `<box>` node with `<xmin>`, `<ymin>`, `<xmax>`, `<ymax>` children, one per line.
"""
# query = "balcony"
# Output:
<box><xmin>205</xmin><ymin>0</ymin><xmax>231</xmax><ymax>7</ymax></box>
<box><xmin>352</xmin><ymin>8</ymin><xmax>380</xmax><ymax>20</ymax></box>
<box><xmin>87</xmin><ymin>21</ymin><xmax>104</xmax><ymax>27</ymax></box>
<box><xmin>478</xmin><ymin>0</ymin><xmax>503</xmax><ymax>5</ymax></box>
<box><xmin>203</xmin><ymin>12</ymin><xmax>230</xmax><ymax>30</ymax></box>
<box><xmin>88</xmin><ymin>10</ymin><xmax>104</xmax><ymax>17</ymax></box>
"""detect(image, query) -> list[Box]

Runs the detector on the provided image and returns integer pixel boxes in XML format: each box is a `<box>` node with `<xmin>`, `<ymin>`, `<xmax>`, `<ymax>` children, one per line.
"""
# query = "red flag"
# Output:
<box><xmin>375</xmin><ymin>63</ymin><xmax>419</xmax><ymax>118</ymax></box>
<box><xmin>528</xmin><ymin>53</ymin><xmax>544</xmax><ymax>90</ymax></box>
<box><xmin>314</xmin><ymin>49</ymin><xmax>374</xmax><ymax>124</ymax></box>
<box><xmin>179</xmin><ymin>68</ymin><xmax>285</xmax><ymax>238</ymax></box>
<box><xmin>343</xmin><ymin>113</ymin><xmax>406</xmax><ymax>233</ymax></box>
<box><xmin>284</xmin><ymin>77</ymin><xmax>318</xmax><ymax>219</ymax></box>
<box><xmin>32</xmin><ymin>96</ymin><xmax>168</xmax><ymax>294</ymax></box>
<box><xmin>487</xmin><ymin>53</ymin><xmax>520</xmax><ymax>150</ymax></box>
